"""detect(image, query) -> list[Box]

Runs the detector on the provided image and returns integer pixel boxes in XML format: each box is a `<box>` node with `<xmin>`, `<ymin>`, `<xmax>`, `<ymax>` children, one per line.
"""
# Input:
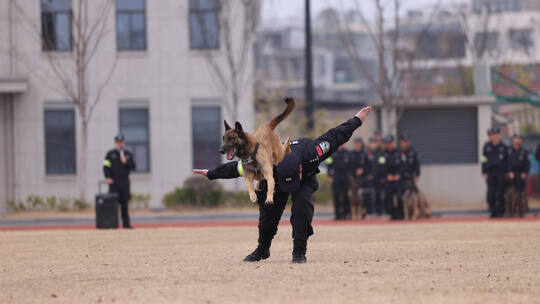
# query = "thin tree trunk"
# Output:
<box><xmin>80</xmin><ymin>119</ymin><xmax>88</xmax><ymax>201</ymax></box>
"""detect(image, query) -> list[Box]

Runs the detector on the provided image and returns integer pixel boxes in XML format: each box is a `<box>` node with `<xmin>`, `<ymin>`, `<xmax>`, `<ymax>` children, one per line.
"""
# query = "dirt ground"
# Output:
<box><xmin>1</xmin><ymin>221</ymin><xmax>540</xmax><ymax>304</ymax></box>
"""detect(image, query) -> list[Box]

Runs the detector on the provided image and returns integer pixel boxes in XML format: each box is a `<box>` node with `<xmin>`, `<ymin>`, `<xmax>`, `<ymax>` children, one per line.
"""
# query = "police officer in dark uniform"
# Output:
<box><xmin>103</xmin><ymin>134</ymin><xmax>136</xmax><ymax>228</ymax></box>
<box><xmin>366</xmin><ymin>136</ymin><xmax>384</xmax><ymax>215</ymax></box>
<box><xmin>193</xmin><ymin>106</ymin><xmax>372</xmax><ymax>263</ymax></box>
<box><xmin>349</xmin><ymin>138</ymin><xmax>370</xmax><ymax>218</ymax></box>
<box><xmin>381</xmin><ymin>135</ymin><xmax>404</xmax><ymax>220</ymax></box>
<box><xmin>482</xmin><ymin>127</ymin><xmax>508</xmax><ymax>218</ymax></box>
<box><xmin>327</xmin><ymin>145</ymin><xmax>351</xmax><ymax>220</ymax></box>
<box><xmin>399</xmin><ymin>133</ymin><xmax>420</xmax><ymax>194</ymax></box>
<box><xmin>507</xmin><ymin>134</ymin><xmax>530</xmax><ymax>217</ymax></box>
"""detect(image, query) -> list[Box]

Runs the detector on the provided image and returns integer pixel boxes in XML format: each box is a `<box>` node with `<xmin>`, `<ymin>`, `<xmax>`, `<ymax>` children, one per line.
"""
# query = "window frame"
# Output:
<box><xmin>509</xmin><ymin>28</ymin><xmax>534</xmax><ymax>54</ymax></box>
<box><xmin>41</xmin><ymin>0</ymin><xmax>73</xmax><ymax>52</ymax></box>
<box><xmin>44</xmin><ymin>106</ymin><xmax>77</xmax><ymax>175</ymax></box>
<box><xmin>189</xmin><ymin>0</ymin><xmax>220</xmax><ymax>50</ymax></box>
<box><xmin>116</xmin><ymin>0</ymin><xmax>147</xmax><ymax>51</ymax></box>
<box><xmin>118</xmin><ymin>105</ymin><xmax>151</xmax><ymax>173</ymax></box>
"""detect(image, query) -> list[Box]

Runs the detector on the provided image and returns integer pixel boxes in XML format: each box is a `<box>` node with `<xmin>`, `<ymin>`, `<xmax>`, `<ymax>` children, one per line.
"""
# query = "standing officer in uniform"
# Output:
<box><xmin>507</xmin><ymin>134</ymin><xmax>530</xmax><ymax>217</ymax></box>
<box><xmin>103</xmin><ymin>135</ymin><xmax>136</xmax><ymax>229</ymax></box>
<box><xmin>349</xmin><ymin>138</ymin><xmax>369</xmax><ymax>218</ymax></box>
<box><xmin>194</xmin><ymin>106</ymin><xmax>372</xmax><ymax>263</ymax></box>
<box><xmin>399</xmin><ymin>133</ymin><xmax>420</xmax><ymax>218</ymax></box>
<box><xmin>482</xmin><ymin>127</ymin><xmax>508</xmax><ymax>218</ymax></box>
<box><xmin>367</xmin><ymin>136</ymin><xmax>384</xmax><ymax>215</ymax></box>
<box><xmin>327</xmin><ymin>145</ymin><xmax>352</xmax><ymax>220</ymax></box>
<box><xmin>381</xmin><ymin>135</ymin><xmax>404</xmax><ymax>220</ymax></box>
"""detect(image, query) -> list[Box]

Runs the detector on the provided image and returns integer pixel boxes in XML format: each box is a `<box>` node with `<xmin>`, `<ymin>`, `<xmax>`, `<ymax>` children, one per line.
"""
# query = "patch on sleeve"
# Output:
<box><xmin>317</xmin><ymin>141</ymin><xmax>330</xmax><ymax>156</ymax></box>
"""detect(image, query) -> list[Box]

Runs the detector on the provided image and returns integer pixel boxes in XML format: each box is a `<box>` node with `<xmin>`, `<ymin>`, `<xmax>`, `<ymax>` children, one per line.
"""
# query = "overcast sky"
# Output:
<box><xmin>262</xmin><ymin>0</ymin><xmax>466</xmax><ymax>25</ymax></box>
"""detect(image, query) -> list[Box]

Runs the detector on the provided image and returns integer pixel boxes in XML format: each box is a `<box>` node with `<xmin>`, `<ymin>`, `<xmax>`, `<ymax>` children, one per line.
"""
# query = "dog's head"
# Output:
<box><xmin>220</xmin><ymin>120</ymin><xmax>247</xmax><ymax>160</ymax></box>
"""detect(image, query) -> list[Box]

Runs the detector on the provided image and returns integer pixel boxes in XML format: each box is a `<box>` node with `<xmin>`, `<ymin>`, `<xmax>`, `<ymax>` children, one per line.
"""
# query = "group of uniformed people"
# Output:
<box><xmin>482</xmin><ymin>127</ymin><xmax>530</xmax><ymax>218</ymax></box>
<box><xmin>326</xmin><ymin>131</ymin><xmax>427</xmax><ymax>220</ymax></box>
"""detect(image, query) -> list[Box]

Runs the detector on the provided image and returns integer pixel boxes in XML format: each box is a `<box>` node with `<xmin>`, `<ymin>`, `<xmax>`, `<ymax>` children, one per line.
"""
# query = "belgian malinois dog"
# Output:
<box><xmin>220</xmin><ymin>98</ymin><xmax>295</xmax><ymax>204</ymax></box>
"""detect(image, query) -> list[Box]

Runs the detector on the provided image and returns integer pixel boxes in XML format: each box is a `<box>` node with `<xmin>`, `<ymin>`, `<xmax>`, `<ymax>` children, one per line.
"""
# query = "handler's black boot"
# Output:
<box><xmin>243</xmin><ymin>246</ymin><xmax>270</xmax><ymax>262</ymax></box>
<box><xmin>292</xmin><ymin>240</ymin><xmax>307</xmax><ymax>264</ymax></box>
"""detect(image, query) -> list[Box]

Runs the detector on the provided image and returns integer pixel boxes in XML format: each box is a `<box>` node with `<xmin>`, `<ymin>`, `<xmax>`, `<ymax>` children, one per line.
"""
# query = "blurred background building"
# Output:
<box><xmin>2</xmin><ymin>0</ymin><xmax>540</xmax><ymax>214</ymax></box>
<box><xmin>0</xmin><ymin>0</ymin><xmax>255</xmax><ymax>214</ymax></box>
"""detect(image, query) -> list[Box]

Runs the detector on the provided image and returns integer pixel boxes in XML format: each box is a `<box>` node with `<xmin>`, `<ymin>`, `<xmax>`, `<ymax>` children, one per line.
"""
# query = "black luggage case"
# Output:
<box><xmin>95</xmin><ymin>181</ymin><xmax>119</xmax><ymax>229</ymax></box>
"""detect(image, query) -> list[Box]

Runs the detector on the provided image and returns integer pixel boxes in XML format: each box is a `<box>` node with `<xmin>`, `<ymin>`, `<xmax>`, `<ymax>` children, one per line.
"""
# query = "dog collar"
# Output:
<box><xmin>242</xmin><ymin>142</ymin><xmax>259</xmax><ymax>165</ymax></box>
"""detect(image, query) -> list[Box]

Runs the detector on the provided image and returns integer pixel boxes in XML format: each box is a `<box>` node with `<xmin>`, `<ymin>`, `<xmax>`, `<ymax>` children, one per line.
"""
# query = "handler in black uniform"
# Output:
<box><xmin>349</xmin><ymin>138</ymin><xmax>370</xmax><ymax>217</ymax></box>
<box><xmin>381</xmin><ymin>135</ymin><xmax>404</xmax><ymax>220</ymax></box>
<box><xmin>482</xmin><ymin>127</ymin><xmax>508</xmax><ymax>218</ymax></box>
<box><xmin>327</xmin><ymin>145</ymin><xmax>351</xmax><ymax>220</ymax></box>
<box><xmin>367</xmin><ymin>136</ymin><xmax>385</xmax><ymax>215</ymax></box>
<box><xmin>507</xmin><ymin>134</ymin><xmax>530</xmax><ymax>216</ymax></box>
<box><xmin>103</xmin><ymin>135</ymin><xmax>136</xmax><ymax>228</ymax></box>
<box><xmin>193</xmin><ymin>106</ymin><xmax>372</xmax><ymax>263</ymax></box>
<box><xmin>399</xmin><ymin>133</ymin><xmax>420</xmax><ymax>194</ymax></box>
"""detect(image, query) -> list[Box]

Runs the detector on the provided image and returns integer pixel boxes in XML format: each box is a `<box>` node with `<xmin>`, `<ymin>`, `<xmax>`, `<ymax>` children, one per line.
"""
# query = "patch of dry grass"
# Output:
<box><xmin>1</xmin><ymin>221</ymin><xmax>540</xmax><ymax>303</ymax></box>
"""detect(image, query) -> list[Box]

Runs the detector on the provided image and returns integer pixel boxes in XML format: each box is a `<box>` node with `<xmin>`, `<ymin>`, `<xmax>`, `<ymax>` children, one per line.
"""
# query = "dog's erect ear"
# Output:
<box><xmin>224</xmin><ymin>120</ymin><xmax>232</xmax><ymax>131</ymax></box>
<box><xmin>234</xmin><ymin>122</ymin><xmax>244</xmax><ymax>133</ymax></box>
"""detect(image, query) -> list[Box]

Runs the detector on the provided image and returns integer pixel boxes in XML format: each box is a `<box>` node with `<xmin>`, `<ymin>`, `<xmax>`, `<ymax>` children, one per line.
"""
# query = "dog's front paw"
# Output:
<box><xmin>265</xmin><ymin>200</ymin><xmax>274</xmax><ymax>205</ymax></box>
<box><xmin>249</xmin><ymin>192</ymin><xmax>258</xmax><ymax>204</ymax></box>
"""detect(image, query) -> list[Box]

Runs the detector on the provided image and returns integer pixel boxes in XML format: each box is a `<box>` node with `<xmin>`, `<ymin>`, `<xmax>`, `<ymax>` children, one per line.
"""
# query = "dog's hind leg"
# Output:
<box><xmin>283</xmin><ymin>137</ymin><xmax>291</xmax><ymax>155</ymax></box>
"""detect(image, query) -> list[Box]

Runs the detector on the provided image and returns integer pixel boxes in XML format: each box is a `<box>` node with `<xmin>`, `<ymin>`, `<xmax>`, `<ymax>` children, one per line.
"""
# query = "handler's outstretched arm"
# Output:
<box><xmin>310</xmin><ymin>106</ymin><xmax>371</xmax><ymax>162</ymax></box>
<box><xmin>193</xmin><ymin>161</ymin><xmax>240</xmax><ymax>180</ymax></box>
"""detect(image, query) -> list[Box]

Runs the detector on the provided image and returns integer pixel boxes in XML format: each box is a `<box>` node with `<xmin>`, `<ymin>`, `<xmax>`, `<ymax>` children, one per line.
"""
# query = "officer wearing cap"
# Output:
<box><xmin>399</xmin><ymin>134</ymin><xmax>420</xmax><ymax>192</ymax></box>
<box><xmin>507</xmin><ymin>134</ymin><xmax>530</xmax><ymax>217</ymax></box>
<box><xmin>482</xmin><ymin>127</ymin><xmax>508</xmax><ymax>218</ymax></box>
<box><xmin>327</xmin><ymin>145</ymin><xmax>351</xmax><ymax>220</ymax></box>
<box><xmin>194</xmin><ymin>106</ymin><xmax>372</xmax><ymax>263</ymax></box>
<box><xmin>103</xmin><ymin>134</ymin><xmax>136</xmax><ymax>228</ymax></box>
<box><xmin>381</xmin><ymin>135</ymin><xmax>404</xmax><ymax>220</ymax></box>
<box><xmin>349</xmin><ymin>138</ymin><xmax>369</xmax><ymax>218</ymax></box>
<box><xmin>366</xmin><ymin>136</ymin><xmax>384</xmax><ymax>215</ymax></box>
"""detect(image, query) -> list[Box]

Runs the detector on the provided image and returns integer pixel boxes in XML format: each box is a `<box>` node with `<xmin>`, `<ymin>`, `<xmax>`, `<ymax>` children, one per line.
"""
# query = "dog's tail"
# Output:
<box><xmin>268</xmin><ymin>97</ymin><xmax>295</xmax><ymax>130</ymax></box>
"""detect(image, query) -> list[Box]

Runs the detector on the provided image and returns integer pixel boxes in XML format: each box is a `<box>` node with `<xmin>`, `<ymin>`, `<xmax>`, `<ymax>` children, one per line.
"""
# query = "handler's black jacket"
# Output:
<box><xmin>327</xmin><ymin>149</ymin><xmax>351</xmax><ymax>182</ymax></box>
<box><xmin>103</xmin><ymin>149</ymin><xmax>136</xmax><ymax>185</ymax></box>
<box><xmin>381</xmin><ymin>148</ymin><xmax>402</xmax><ymax>177</ymax></box>
<box><xmin>481</xmin><ymin>142</ymin><xmax>508</xmax><ymax>174</ymax></box>
<box><xmin>400</xmin><ymin>147</ymin><xmax>420</xmax><ymax>179</ymax></box>
<box><xmin>207</xmin><ymin>117</ymin><xmax>363</xmax><ymax>184</ymax></box>
<box><xmin>508</xmin><ymin>146</ymin><xmax>530</xmax><ymax>175</ymax></box>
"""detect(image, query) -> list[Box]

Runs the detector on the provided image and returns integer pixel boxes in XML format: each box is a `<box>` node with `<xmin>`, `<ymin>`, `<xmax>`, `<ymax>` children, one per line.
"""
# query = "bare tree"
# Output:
<box><xmin>13</xmin><ymin>0</ymin><xmax>117</xmax><ymax>201</ymax></box>
<box><xmin>332</xmin><ymin>0</ymin><xmax>440</xmax><ymax>134</ymax></box>
<box><xmin>199</xmin><ymin>0</ymin><xmax>260</xmax><ymax>122</ymax></box>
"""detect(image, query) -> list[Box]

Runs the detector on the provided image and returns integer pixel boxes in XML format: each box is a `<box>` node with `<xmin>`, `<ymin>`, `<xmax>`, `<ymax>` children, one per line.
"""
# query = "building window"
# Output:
<box><xmin>510</xmin><ymin>29</ymin><xmax>534</xmax><ymax>55</ymax></box>
<box><xmin>474</xmin><ymin>32</ymin><xmax>499</xmax><ymax>55</ymax></box>
<box><xmin>117</xmin><ymin>0</ymin><xmax>146</xmax><ymax>50</ymax></box>
<box><xmin>189</xmin><ymin>0</ymin><xmax>220</xmax><ymax>49</ymax></box>
<box><xmin>119</xmin><ymin>108</ymin><xmax>150</xmax><ymax>172</ymax></box>
<box><xmin>41</xmin><ymin>0</ymin><xmax>72</xmax><ymax>51</ymax></box>
<box><xmin>45</xmin><ymin>109</ymin><xmax>76</xmax><ymax>174</ymax></box>
<box><xmin>192</xmin><ymin>106</ymin><xmax>221</xmax><ymax>169</ymax></box>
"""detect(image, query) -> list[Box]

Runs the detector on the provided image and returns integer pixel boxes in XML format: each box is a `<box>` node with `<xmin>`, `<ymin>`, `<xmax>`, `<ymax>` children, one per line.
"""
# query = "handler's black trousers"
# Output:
<box><xmin>486</xmin><ymin>172</ymin><xmax>505</xmax><ymax>217</ymax></box>
<box><xmin>255</xmin><ymin>177</ymin><xmax>318</xmax><ymax>249</ymax></box>
<box><xmin>331</xmin><ymin>180</ymin><xmax>350</xmax><ymax>220</ymax></box>
<box><xmin>109</xmin><ymin>183</ymin><xmax>131</xmax><ymax>227</ymax></box>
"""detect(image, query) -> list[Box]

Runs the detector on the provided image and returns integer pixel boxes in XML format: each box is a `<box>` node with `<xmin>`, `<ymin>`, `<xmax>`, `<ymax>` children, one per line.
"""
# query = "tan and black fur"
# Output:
<box><xmin>220</xmin><ymin>98</ymin><xmax>295</xmax><ymax>204</ymax></box>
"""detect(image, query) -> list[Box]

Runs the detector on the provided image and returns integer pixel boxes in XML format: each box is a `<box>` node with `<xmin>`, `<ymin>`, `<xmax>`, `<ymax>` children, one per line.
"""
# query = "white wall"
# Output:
<box><xmin>0</xmin><ymin>97</ymin><xmax>7</xmax><ymax>215</ymax></box>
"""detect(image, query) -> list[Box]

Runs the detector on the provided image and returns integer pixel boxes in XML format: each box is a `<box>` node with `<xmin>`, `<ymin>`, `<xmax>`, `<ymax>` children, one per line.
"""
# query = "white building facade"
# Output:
<box><xmin>0</xmin><ymin>0</ymin><xmax>255</xmax><ymax>215</ymax></box>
